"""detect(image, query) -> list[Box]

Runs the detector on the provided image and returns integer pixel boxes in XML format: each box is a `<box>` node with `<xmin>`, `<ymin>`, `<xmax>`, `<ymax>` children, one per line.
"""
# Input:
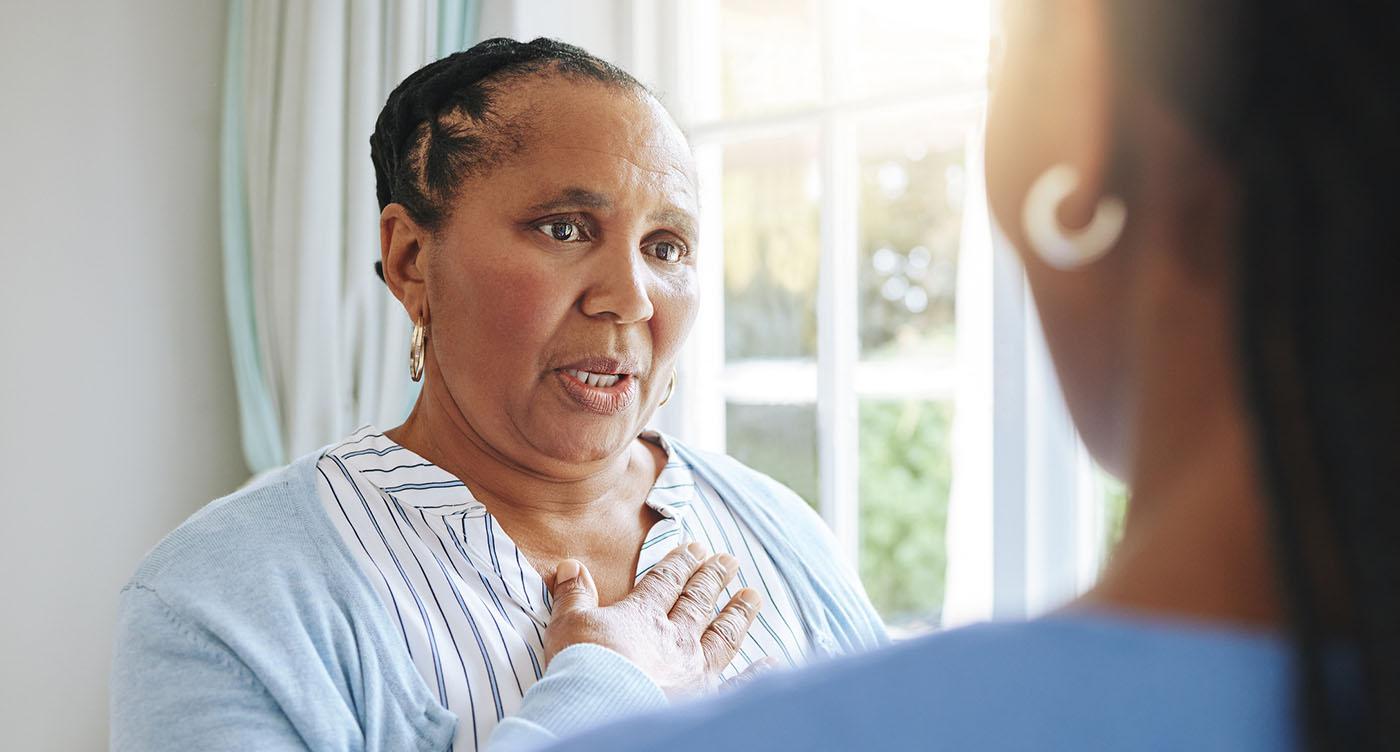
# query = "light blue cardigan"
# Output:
<box><xmin>110</xmin><ymin>439</ymin><xmax>887</xmax><ymax>751</ymax></box>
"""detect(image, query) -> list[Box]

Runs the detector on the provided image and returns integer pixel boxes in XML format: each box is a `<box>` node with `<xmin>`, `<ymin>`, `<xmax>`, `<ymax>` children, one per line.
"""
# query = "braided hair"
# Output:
<box><xmin>369</xmin><ymin>37</ymin><xmax>646</xmax><ymax>239</ymax></box>
<box><xmin>1106</xmin><ymin>1</ymin><xmax>1400</xmax><ymax>747</ymax></box>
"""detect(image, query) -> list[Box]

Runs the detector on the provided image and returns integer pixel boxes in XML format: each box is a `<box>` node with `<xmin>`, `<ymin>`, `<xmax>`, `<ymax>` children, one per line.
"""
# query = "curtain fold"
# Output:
<box><xmin>941</xmin><ymin>126</ymin><xmax>1101</xmax><ymax>626</ymax></box>
<box><xmin>941</xmin><ymin>125</ymin><xmax>996</xmax><ymax>627</ymax></box>
<box><xmin>221</xmin><ymin>0</ymin><xmax>480</xmax><ymax>476</ymax></box>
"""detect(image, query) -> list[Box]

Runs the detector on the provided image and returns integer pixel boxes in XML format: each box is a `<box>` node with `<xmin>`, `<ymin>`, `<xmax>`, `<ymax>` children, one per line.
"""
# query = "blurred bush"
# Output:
<box><xmin>859</xmin><ymin>400</ymin><xmax>952</xmax><ymax>625</ymax></box>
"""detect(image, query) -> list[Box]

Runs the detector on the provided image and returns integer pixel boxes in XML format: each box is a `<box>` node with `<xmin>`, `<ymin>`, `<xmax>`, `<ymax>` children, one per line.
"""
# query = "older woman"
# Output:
<box><xmin>484</xmin><ymin>0</ymin><xmax>1400</xmax><ymax>749</ymax></box>
<box><xmin>109</xmin><ymin>38</ymin><xmax>885</xmax><ymax>752</ymax></box>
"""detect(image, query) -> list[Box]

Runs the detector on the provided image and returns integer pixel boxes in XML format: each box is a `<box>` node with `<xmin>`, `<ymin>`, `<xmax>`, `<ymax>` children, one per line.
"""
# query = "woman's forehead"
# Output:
<box><xmin>479</xmin><ymin>148</ymin><xmax>698</xmax><ymax>229</ymax></box>
<box><xmin>499</xmin><ymin>75</ymin><xmax>693</xmax><ymax>175</ymax></box>
<box><xmin>469</xmin><ymin>78</ymin><xmax>696</xmax><ymax>211</ymax></box>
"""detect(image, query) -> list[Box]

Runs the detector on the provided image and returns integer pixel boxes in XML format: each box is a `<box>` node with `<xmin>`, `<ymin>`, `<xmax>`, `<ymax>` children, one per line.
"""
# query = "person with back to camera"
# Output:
<box><xmin>478</xmin><ymin>0</ymin><xmax>1400</xmax><ymax>749</ymax></box>
<box><xmin>108</xmin><ymin>38</ymin><xmax>886</xmax><ymax>752</ymax></box>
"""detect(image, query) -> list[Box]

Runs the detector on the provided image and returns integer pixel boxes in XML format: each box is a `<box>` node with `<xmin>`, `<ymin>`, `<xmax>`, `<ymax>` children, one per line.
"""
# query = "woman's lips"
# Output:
<box><xmin>555</xmin><ymin>368</ymin><xmax>640</xmax><ymax>415</ymax></box>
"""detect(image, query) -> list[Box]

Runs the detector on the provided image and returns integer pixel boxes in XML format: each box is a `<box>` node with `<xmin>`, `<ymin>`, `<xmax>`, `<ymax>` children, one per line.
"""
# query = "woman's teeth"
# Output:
<box><xmin>565</xmin><ymin>369</ymin><xmax>622</xmax><ymax>388</ymax></box>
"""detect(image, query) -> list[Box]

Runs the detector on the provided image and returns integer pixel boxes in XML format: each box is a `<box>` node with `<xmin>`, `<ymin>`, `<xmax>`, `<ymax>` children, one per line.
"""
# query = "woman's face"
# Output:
<box><xmin>418</xmin><ymin>77</ymin><xmax>699</xmax><ymax>470</ymax></box>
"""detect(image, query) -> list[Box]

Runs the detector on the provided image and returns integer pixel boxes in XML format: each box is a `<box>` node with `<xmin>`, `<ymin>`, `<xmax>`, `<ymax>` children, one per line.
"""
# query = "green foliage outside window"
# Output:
<box><xmin>1101</xmin><ymin>472</ymin><xmax>1129</xmax><ymax>555</ymax></box>
<box><xmin>724</xmin><ymin>403</ymin><xmax>820</xmax><ymax>508</ymax></box>
<box><xmin>725</xmin><ymin>400</ymin><xmax>952</xmax><ymax>626</ymax></box>
<box><xmin>858</xmin><ymin>400</ymin><xmax>952</xmax><ymax>626</ymax></box>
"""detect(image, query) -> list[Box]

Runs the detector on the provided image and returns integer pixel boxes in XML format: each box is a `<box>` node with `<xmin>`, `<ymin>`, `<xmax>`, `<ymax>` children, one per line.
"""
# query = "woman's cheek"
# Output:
<box><xmin>650</xmin><ymin>273</ymin><xmax>700</xmax><ymax>363</ymax></box>
<box><xmin>427</xmin><ymin>269</ymin><xmax>556</xmax><ymax>401</ymax></box>
<box><xmin>467</xmin><ymin>260</ymin><xmax>564</xmax><ymax>347</ymax></box>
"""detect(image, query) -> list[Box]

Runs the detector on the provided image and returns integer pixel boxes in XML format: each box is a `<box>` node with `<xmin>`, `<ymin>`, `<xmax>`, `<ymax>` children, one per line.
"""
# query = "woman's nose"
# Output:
<box><xmin>579</xmin><ymin>242</ymin><xmax>656</xmax><ymax>324</ymax></box>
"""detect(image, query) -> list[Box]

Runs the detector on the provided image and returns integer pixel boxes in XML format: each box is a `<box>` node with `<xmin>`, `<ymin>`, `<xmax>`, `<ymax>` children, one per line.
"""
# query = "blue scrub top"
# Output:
<box><xmin>553</xmin><ymin>611</ymin><xmax>1308</xmax><ymax>751</ymax></box>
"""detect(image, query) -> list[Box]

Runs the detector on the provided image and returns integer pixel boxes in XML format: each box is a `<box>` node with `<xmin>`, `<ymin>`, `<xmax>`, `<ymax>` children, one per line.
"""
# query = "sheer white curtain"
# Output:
<box><xmin>221</xmin><ymin>0</ymin><xmax>479</xmax><ymax>476</ymax></box>
<box><xmin>942</xmin><ymin>131</ymin><xmax>1107</xmax><ymax>626</ymax></box>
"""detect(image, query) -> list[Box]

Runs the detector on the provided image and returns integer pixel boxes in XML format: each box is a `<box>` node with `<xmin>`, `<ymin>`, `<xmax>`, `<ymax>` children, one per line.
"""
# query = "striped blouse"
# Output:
<box><xmin>314</xmin><ymin>426</ymin><xmax>811</xmax><ymax>751</ymax></box>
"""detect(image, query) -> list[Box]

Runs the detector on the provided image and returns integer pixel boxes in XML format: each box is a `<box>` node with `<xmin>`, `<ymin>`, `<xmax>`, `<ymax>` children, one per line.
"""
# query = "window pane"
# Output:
<box><xmin>722</xmin><ymin>132</ymin><xmax>821</xmax><ymax>361</ymax></box>
<box><xmin>719</xmin><ymin>0</ymin><xmax>822</xmax><ymax>119</ymax></box>
<box><xmin>725</xmin><ymin>402</ymin><xmax>819</xmax><ymax>510</ymax></box>
<box><xmin>845</xmin><ymin>0</ymin><xmax>990</xmax><ymax>100</ymax></box>
<box><xmin>857</xmin><ymin>107</ymin><xmax>974</xmax><ymax>362</ymax></box>
<box><xmin>859</xmin><ymin>399</ymin><xmax>952</xmax><ymax>631</ymax></box>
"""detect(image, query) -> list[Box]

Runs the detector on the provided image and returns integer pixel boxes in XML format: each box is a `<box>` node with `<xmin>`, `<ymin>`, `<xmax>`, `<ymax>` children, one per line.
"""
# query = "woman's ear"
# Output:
<box><xmin>986</xmin><ymin>0</ymin><xmax>1117</xmax><ymax>240</ymax></box>
<box><xmin>1051</xmin><ymin>0</ymin><xmax>1116</xmax><ymax>229</ymax></box>
<box><xmin>380</xmin><ymin>203</ymin><xmax>430</xmax><ymax>322</ymax></box>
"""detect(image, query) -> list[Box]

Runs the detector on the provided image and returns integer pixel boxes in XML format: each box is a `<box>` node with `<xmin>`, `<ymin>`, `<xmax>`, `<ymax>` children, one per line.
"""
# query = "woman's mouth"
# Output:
<box><xmin>555</xmin><ymin>368</ymin><xmax>639</xmax><ymax>415</ymax></box>
<box><xmin>562</xmin><ymin>368</ymin><xmax>623</xmax><ymax>388</ymax></box>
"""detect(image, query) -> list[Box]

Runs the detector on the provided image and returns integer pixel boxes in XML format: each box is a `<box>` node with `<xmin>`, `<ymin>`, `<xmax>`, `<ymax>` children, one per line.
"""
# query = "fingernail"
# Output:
<box><xmin>716</xmin><ymin>553</ymin><xmax>738</xmax><ymax>576</ymax></box>
<box><xmin>737</xmin><ymin>588</ymin><xmax>762</xmax><ymax>609</ymax></box>
<box><xmin>556</xmin><ymin>559</ymin><xmax>580</xmax><ymax>584</ymax></box>
<box><xmin>686</xmin><ymin>542</ymin><xmax>708</xmax><ymax>560</ymax></box>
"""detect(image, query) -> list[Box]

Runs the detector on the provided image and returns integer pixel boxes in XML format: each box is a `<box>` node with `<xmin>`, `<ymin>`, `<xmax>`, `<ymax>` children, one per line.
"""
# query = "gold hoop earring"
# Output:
<box><xmin>659</xmin><ymin>369</ymin><xmax>677</xmax><ymax>407</ymax></box>
<box><xmin>409</xmin><ymin>321</ymin><xmax>427</xmax><ymax>382</ymax></box>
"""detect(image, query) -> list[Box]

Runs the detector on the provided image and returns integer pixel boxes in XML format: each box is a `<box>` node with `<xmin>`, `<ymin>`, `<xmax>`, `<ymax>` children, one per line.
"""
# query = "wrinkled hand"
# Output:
<box><xmin>544</xmin><ymin>543</ymin><xmax>764</xmax><ymax>698</ymax></box>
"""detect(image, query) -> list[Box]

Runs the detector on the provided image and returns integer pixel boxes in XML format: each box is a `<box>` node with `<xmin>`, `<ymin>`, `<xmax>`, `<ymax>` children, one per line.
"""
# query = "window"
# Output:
<box><xmin>620</xmin><ymin>0</ymin><xmax>1124</xmax><ymax>634</ymax></box>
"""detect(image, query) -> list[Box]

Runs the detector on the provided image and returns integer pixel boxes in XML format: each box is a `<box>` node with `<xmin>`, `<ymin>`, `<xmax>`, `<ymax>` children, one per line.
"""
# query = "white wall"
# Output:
<box><xmin>0</xmin><ymin>1</ymin><xmax>243</xmax><ymax>749</ymax></box>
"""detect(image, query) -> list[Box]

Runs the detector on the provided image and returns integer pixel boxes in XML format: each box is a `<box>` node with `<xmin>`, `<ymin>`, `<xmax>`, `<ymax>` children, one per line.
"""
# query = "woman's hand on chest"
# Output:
<box><xmin>542</xmin><ymin>543</ymin><xmax>765</xmax><ymax>698</ymax></box>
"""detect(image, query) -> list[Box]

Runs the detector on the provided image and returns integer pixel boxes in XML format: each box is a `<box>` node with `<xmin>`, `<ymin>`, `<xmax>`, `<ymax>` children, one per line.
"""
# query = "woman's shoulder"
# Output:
<box><xmin>848</xmin><ymin>611</ymin><xmax>1294</xmax><ymax>707</ymax></box>
<box><xmin>113</xmin><ymin>450</ymin><xmax>454</xmax><ymax>751</ymax></box>
<box><xmin>789</xmin><ymin>613</ymin><xmax>1296</xmax><ymax>747</ymax></box>
<box><xmin>123</xmin><ymin>452</ymin><xmax>341</xmax><ymax>603</ymax></box>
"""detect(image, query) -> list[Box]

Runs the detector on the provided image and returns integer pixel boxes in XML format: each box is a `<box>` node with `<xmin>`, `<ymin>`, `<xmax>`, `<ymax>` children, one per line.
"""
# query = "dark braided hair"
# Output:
<box><xmin>1107</xmin><ymin>1</ymin><xmax>1400</xmax><ymax>748</ymax></box>
<box><xmin>369</xmin><ymin>37</ymin><xmax>646</xmax><ymax>256</ymax></box>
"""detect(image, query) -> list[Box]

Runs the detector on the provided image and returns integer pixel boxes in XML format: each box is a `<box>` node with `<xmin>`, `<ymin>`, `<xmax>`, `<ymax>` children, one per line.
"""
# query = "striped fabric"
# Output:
<box><xmin>315</xmin><ymin>426</ymin><xmax>811</xmax><ymax>751</ymax></box>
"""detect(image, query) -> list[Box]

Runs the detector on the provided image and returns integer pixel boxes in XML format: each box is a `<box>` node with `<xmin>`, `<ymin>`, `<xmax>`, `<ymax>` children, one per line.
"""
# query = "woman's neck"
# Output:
<box><xmin>385</xmin><ymin>385</ymin><xmax>660</xmax><ymax>527</ymax></box>
<box><xmin>1080</xmin><ymin>401</ymin><xmax>1283</xmax><ymax>630</ymax></box>
<box><xmin>1074</xmin><ymin>226</ymin><xmax>1288</xmax><ymax>631</ymax></box>
<box><xmin>385</xmin><ymin>387</ymin><xmax>666</xmax><ymax>604</ymax></box>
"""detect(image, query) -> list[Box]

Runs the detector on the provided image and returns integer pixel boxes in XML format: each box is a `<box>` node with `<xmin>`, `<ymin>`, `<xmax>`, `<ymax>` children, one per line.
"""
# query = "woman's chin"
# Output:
<box><xmin>525</xmin><ymin>415</ymin><xmax>640</xmax><ymax>467</ymax></box>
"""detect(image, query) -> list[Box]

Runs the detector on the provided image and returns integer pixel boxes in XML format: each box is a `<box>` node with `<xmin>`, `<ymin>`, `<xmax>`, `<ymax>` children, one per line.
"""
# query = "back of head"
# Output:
<box><xmin>1109</xmin><ymin>1</ymin><xmax>1400</xmax><ymax>746</ymax></box>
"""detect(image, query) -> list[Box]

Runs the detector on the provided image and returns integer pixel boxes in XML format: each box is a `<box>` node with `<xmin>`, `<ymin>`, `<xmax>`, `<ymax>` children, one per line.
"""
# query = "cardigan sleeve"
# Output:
<box><xmin>110</xmin><ymin>584</ymin><xmax>309</xmax><ymax>752</ymax></box>
<box><xmin>486</xmin><ymin>644</ymin><xmax>667</xmax><ymax>751</ymax></box>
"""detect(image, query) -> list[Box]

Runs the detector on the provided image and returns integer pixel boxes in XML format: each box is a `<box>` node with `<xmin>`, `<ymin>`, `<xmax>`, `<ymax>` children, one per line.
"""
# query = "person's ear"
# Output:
<box><xmin>380</xmin><ymin>204</ymin><xmax>430</xmax><ymax>323</ymax></box>
<box><xmin>1050</xmin><ymin>0</ymin><xmax>1116</xmax><ymax>228</ymax></box>
<box><xmin>985</xmin><ymin>0</ymin><xmax>1117</xmax><ymax>239</ymax></box>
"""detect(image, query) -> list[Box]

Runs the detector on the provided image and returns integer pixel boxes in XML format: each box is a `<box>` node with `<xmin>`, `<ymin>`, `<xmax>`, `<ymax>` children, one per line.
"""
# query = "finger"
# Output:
<box><xmin>726</xmin><ymin>657</ymin><xmax>780</xmax><ymax>691</ymax></box>
<box><xmin>550</xmin><ymin>559</ymin><xmax>598</xmax><ymax>614</ymax></box>
<box><xmin>669</xmin><ymin>553</ymin><xmax>739</xmax><ymax>628</ymax></box>
<box><xmin>701</xmin><ymin>588</ymin><xmax>764</xmax><ymax>673</ymax></box>
<box><xmin>628</xmin><ymin>541</ymin><xmax>708</xmax><ymax>607</ymax></box>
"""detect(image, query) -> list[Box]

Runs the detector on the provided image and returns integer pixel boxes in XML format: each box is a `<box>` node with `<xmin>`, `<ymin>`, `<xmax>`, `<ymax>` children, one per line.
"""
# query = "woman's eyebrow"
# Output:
<box><xmin>650</xmin><ymin>207</ymin><xmax>697</xmax><ymax>240</ymax></box>
<box><xmin>526</xmin><ymin>188</ymin><xmax>696</xmax><ymax>238</ymax></box>
<box><xmin>525</xmin><ymin>187</ymin><xmax>612</xmax><ymax>214</ymax></box>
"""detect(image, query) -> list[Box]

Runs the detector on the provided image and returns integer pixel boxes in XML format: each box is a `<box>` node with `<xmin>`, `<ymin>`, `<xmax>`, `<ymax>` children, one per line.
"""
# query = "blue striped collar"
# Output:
<box><xmin>326</xmin><ymin>427</ymin><xmax>482</xmax><ymax>516</ymax></box>
<box><xmin>327</xmin><ymin>426</ymin><xmax>699</xmax><ymax>522</ymax></box>
<box><xmin>638</xmin><ymin>431</ymin><xmax>698</xmax><ymax>522</ymax></box>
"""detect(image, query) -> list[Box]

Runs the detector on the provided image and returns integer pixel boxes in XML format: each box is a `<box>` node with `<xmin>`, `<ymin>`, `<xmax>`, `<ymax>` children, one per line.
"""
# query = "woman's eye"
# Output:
<box><xmin>648</xmin><ymin>240</ymin><xmax>688</xmax><ymax>263</ymax></box>
<box><xmin>537</xmin><ymin>220</ymin><xmax>588</xmax><ymax>243</ymax></box>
